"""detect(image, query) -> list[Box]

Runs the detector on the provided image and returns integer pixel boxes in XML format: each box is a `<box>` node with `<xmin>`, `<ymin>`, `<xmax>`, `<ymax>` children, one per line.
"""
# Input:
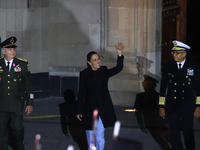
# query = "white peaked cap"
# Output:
<box><xmin>172</xmin><ymin>40</ymin><xmax>191</xmax><ymax>50</ymax></box>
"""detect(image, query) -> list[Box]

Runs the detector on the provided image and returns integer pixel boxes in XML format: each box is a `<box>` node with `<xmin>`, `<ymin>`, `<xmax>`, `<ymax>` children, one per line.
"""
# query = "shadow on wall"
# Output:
<box><xmin>23</xmin><ymin>0</ymin><xmax>97</xmax><ymax>63</ymax></box>
<box><xmin>136</xmin><ymin>56</ymin><xmax>161</xmax><ymax>89</ymax></box>
<box><xmin>23</xmin><ymin>0</ymin><xmax>100</xmax><ymax>98</ymax></box>
<box><xmin>134</xmin><ymin>75</ymin><xmax>171</xmax><ymax>150</ymax></box>
<box><xmin>136</xmin><ymin>56</ymin><xmax>156</xmax><ymax>78</ymax></box>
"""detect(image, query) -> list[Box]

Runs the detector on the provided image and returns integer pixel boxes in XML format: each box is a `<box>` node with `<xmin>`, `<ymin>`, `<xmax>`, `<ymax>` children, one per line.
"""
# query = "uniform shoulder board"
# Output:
<box><xmin>17</xmin><ymin>58</ymin><xmax>27</xmax><ymax>62</ymax></box>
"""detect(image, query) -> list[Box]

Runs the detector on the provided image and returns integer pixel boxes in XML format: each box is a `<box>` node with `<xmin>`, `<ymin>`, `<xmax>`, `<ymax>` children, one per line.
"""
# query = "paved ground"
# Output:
<box><xmin>13</xmin><ymin>97</ymin><xmax>200</xmax><ymax>150</ymax></box>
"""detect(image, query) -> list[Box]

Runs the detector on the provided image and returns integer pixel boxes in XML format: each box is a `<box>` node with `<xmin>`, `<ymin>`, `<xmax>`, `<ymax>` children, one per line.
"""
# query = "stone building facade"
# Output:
<box><xmin>0</xmin><ymin>0</ymin><xmax>162</xmax><ymax>105</ymax></box>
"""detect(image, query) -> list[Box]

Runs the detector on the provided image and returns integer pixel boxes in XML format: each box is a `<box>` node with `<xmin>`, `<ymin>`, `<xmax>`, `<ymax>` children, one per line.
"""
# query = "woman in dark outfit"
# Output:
<box><xmin>76</xmin><ymin>43</ymin><xmax>124</xmax><ymax>150</ymax></box>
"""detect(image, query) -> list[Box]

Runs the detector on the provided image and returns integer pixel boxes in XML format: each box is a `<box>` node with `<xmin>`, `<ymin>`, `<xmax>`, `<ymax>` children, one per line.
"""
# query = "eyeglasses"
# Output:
<box><xmin>171</xmin><ymin>51</ymin><xmax>185</xmax><ymax>55</ymax></box>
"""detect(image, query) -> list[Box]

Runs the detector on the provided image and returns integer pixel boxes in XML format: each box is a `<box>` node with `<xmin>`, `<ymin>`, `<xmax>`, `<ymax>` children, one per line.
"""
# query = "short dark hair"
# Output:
<box><xmin>87</xmin><ymin>51</ymin><xmax>99</xmax><ymax>68</ymax></box>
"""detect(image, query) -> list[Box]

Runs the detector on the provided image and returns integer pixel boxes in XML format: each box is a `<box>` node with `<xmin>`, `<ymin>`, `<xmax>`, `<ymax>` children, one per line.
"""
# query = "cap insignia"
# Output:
<box><xmin>173</xmin><ymin>41</ymin><xmax>177</xmax><ymax>47</ymax></box>
<box><xmin>10</xmin><ymin>38</ymin><xmax>14</xmax><ymax>43</ymax></box>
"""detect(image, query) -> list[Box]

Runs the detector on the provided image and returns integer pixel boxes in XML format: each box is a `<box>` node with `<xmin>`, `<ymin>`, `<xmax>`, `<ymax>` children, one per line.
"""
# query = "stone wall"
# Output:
<box><xmin>0</xmin><ymin>0</ymin><xmax>101</xmax><ymax>73</ymax></box>
<box><xmin>101</xmin><ymin>0</ymin><xmax>162</xmax><ymax>105</ymax></box>
<box><xmin>0</xmin><ymin>0</ymin><xmax>162</xmax><ymax>105</ymax></box>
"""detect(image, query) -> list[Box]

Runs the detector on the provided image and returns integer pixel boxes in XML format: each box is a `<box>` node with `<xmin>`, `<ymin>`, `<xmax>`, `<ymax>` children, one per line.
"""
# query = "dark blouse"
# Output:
<box><xmin>77</xmin><ymin>55</ymin><xmax>124</xmax><ymax>130</ymax></box>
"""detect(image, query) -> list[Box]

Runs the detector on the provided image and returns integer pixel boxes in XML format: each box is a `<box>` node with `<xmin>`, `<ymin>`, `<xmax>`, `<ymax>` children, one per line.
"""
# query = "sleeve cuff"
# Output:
<box><xmin>196</xmin><ymin>96</ymin><xmax>200</xmax><ymax>105</ymax></box>
<box><xmin>26</xmin><ymin>99</ymin><xmax>34</xmax><ymax>106</ymax></box>
<box><xmin>159</xmin><ymin>96</ymin><xmax>165</xmax><ymax>107</ymax></box>
<box><xmin>118</xmin><ymin>55</ymin><xmax>124</xmax><ymax>58</ymax></box>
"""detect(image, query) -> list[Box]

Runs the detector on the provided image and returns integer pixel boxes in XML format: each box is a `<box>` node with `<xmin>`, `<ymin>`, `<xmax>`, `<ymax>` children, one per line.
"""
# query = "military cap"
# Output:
<box><xmin>172</xmin><ymin>40</ymin><xmax>190</xmax><ymax>51</ymax></box>
<box><xmin>0</xmin><ymin>36</ymin><xmax>17</xmax><ymax>48</ymax></box>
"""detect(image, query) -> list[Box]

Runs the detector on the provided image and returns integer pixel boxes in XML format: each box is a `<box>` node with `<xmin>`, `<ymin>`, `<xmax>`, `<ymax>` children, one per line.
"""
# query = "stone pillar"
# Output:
<box><xmin>101</xmin><ymin>0</ymin><xmax>162</xmax><ymax>105</ymax></box>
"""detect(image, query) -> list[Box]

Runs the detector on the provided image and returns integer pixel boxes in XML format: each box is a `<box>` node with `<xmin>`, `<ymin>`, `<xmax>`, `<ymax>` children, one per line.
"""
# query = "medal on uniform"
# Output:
<box><xmin>14</xmin><ymin>64</ymin><xmax>22</xmax><ymax>72</ymax></box>
<box><xmin>0</xmin><ymin>66</ymin><xmax>3</xmax><ymax>73</ymax></box>
<box><xmin>188</xmin><ymin>78</ymin><xmax>191</xmax><ymax>84</ymax></box>
<box><xmin>187</xmin><ymin>69</ymin><xmax>194</xmax><ymax>76</ymax></box>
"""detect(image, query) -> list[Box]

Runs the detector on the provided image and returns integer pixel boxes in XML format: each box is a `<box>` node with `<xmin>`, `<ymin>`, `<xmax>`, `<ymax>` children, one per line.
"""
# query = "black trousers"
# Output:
<box><xmin>168</xmin><ymin>111</ymin><xmax>195</xmax><ymax>150</ymax></box>
<box><xmin>0</xmin><ymin>111</ymin><xmax>24</xmax><ymax>150</ymax></box>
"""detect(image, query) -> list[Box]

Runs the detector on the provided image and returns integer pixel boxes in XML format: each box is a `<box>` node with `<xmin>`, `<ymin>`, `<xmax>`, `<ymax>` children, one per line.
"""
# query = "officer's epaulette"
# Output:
<box><xmin>17</xmin><ymin>58</ymin><xmax>27</xmax><ymax>62</ymax></box>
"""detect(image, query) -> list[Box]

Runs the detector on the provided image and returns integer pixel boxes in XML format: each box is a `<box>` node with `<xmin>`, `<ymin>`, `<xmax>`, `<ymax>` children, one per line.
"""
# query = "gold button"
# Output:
<box><xmin>183</xmin><ymin>83</ymin><xmax>185</xmax><ymax>85</ymax></box>
<box><xmin>174</xmin><ymin>90</ymin><xmax>176</xmax><ymax>92</ymax></box>
<box><xmin>182</xmin><ymin>90</ymin><xmax>184</xmax><ymax>92</ymax></box>
<box><xmin>14</xmin><ymin>79</ymin><xmax>16</xmax><ymax>82</ymax></box>
<box><xmin>174</xmin><ymin>97</ymin><xmax>176</xmax><ymax>99</ymax></box>
<box><xmin>186</xmin><ymin>76</ymin><xmax>188</xmax><ymax>78</ymax></box>
<box><xmin>172</xmin><ymin>75</ymin><xmax>174</xmax><ymax>77</ymax></box>
<box><xmin>8</xmin><ymin>93</ymin><xmax>10</xmax><ymax>95</ymax></box>
<box><xmin>8</xmin><ymin>75</ymin><xmax>10</xmax><ymax>77</ymax></box>
<box><xmin>21</xmin><ymin>97</ymin><xmax>23</xmax><ymax>99</ymax></box>
<box><xmin>175</xmin><ymin>83</ymin><xmax>177</xmax><ymax>85</ymax></box>
<box><xmin>182</xmin><ymin>97</ymin><xmax>184</xmax><ymax>99</ymax></box>
<box><xmin>8</xmin><ymin>87</ymin><xmax>10</xmax><ymax>89</ymax></box>
<box><xmin>8</xmin><ymin>81</ymin><xmax>10</xmax><ymax>83</ymax></box>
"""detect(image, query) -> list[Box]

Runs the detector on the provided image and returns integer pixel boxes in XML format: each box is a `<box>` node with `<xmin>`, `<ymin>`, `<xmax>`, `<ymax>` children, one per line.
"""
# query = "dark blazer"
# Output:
<box><xmin>159</xmin><ymin>60</ymin><xmax>200</xmax><ymax>115</ymax></box>
<box><xmin>77</xmin><ymin>56</ymin><xmax>124</xmax><ymax>130</ymax></box>
<box><xmin>0</xmin><ymin>57</ymin><xmax>34</xmax><ymax>112</ymax></box>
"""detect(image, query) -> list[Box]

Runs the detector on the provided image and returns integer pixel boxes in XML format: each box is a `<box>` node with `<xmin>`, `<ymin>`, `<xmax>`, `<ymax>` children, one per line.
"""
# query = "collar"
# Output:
<box><xmin>176</xmin><ymin>59</ymin><xmax>186</xmax><ymax>69</ymax></box>
<box><xmin>4</xmin><ymin>58</ymin><xmax>14</xmax><ymax>65</ymax></box>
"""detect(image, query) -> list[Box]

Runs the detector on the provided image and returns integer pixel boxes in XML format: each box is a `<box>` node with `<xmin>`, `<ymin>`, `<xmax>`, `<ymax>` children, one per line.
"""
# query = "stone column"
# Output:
<box><xmin>101</xmin><ymin>0</ymin><xmax>162</xmax><ymax>105</ymax></box>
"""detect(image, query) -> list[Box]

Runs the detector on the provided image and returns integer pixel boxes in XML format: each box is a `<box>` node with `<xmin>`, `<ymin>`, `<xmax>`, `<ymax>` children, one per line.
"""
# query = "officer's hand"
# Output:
<box><xmin>159</xmin><ymin>108</ymin><xmax>166</xmax><ymax>119</ymax></box>
<box><xmin>194</xmin><ymin>107</ymin><xmax>200</xmax><ymax>118</ymax></box>
<box><xmin>76</xmin><ymin>114</ymin><xmax>82</xmax><ymax>121</ymax></box>
<box><xmin>25</xmin><ymin>106</ymin><xmax>33</xmax><ymax>115</ymax></box>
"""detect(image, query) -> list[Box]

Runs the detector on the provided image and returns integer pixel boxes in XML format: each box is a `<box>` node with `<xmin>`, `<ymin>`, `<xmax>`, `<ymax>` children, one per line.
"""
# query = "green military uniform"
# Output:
<box><xmin>0</xmin><ymin>57</ymin><xmax>33</xmax><ymax>111</ymax></box>
<box><xmin>0</xmin><ymin>37</ymin><xmax>34</xmax><ymax>150</ymax></box>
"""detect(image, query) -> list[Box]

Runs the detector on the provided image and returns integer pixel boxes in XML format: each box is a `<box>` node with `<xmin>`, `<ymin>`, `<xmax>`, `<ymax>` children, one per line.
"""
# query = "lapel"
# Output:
<box><xmin>173</xmin><ymin>60</ymin><xmax>188</xmax><ymax>74</ymax></box>
<box><xmin>10</xmin><ymin>58</ymin><xmax>19</xmax><ymax>75</ymax></box>
<box><xmin>1</xmin><ymin>58</ymin><xmax>18</xmax><ymax>74</ymax></box>
<box><xmin>182</xmin><ymin>60</ymin><xmax>187</xmax><ymax>70</ymax></box>
<box><xmin>175</xmin><ymin>61</ymin><xmax>188</xmax><ymax>82</ymax></box>
<box><xmin>171</xmin><ymin>61</ymin><xmax>179</xmax><ymax>73</ymax></box>
<box><xmin>1</xmin><ymin>58</ymin><xmax>9</xmax><ymax>74</ymax></box>
<box><xmin>9</xmin><ymin>58</ymin><xmax>14</xmax><ymax>75</ymax></box>
<box><xmin>5</xmin><ymin>57</ymin><xmax>18</xmax><ymax>76</ymax></box>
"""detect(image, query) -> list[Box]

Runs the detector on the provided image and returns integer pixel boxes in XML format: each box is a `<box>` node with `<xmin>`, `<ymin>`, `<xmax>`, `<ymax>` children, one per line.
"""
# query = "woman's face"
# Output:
<box><xmin>87</xmin><ymin>54</ymin><xmax>101</xmax><ymax>70</ymax></box>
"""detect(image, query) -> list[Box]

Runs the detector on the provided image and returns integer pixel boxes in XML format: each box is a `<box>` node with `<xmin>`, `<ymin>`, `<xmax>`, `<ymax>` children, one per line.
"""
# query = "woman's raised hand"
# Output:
<box><xmin>115</xmin><ymin>42</ymin><xmax>124</xmax><ymax>56</ymax></box>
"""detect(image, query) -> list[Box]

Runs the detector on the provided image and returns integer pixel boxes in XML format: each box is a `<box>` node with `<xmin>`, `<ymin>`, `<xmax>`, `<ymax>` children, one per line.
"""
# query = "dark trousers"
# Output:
<box><xmin>0</xmin><ymin>111</ymin><xmax>24</xmax><ymax>150</ymax></box>
<box><xmin>168</xmin><ymin>111</ymin><xmax>195</xmax><ymax>150</ymax></box>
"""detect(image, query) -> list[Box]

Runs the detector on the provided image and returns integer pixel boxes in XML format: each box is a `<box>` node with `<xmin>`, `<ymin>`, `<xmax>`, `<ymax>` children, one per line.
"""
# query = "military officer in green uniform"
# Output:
<box><xmin>0</xmin><ymin>36</ymin><xmax>34</xmax><ymax>150</ymax></box>
<box><xmin>159</xmin><ymin>40</ymin><xmax>200</xmax><ymax>150</ymax></box>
